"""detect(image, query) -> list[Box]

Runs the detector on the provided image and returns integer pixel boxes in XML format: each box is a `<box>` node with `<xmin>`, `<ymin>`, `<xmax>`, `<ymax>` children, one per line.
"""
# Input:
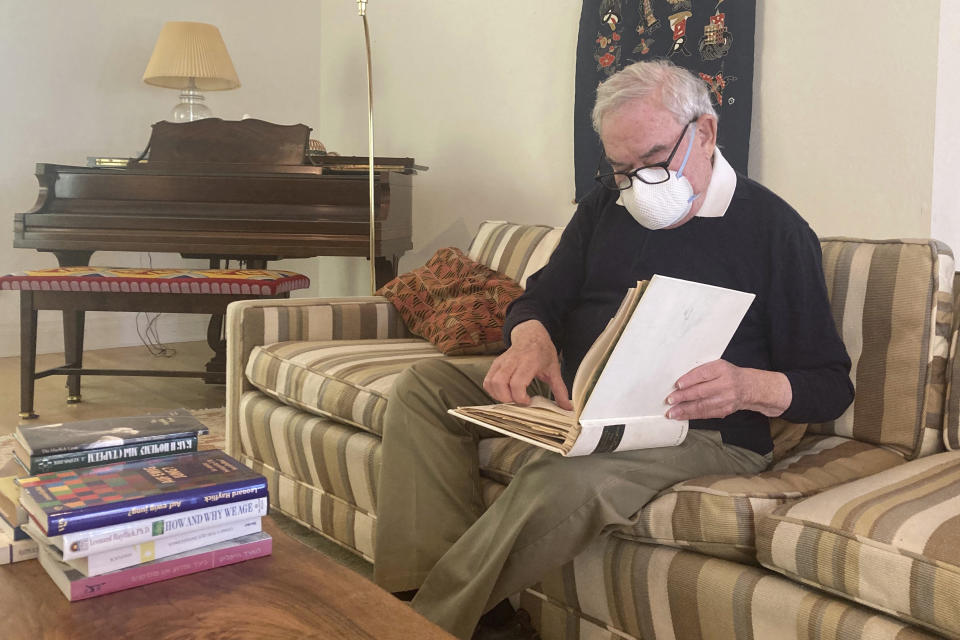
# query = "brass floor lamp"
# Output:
<box><xmin>358</xmin><ymin>0</ymin><xmax>377</xmax><ymax>295</ymax></box>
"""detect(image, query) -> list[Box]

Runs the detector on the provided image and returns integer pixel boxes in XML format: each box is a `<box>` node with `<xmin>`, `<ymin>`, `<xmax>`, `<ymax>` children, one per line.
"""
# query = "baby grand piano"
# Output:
<box><xmin>14</xmin><ymin>118</ymin><xmax>418</xmax><ymax>285</ymax></box>
<box><xmin>12</xmin><ymin>119</ymin><xmax>419</xmax><ymax>383</ymax></box>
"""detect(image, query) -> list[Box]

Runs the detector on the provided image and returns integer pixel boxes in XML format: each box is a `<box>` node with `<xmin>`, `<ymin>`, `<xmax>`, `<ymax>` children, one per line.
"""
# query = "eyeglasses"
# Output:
<box><xmin>595</xmin><ymin>119</ymin><xmax>698</xmax><ymax>191</ymax></box>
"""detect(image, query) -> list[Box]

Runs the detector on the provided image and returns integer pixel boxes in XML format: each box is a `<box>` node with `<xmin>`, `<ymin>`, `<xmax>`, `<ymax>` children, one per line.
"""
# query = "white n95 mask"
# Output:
<box><xmin>617</xmin><ymin>126</ymin><xmax>700</xmax><ymax>230</ymax></box>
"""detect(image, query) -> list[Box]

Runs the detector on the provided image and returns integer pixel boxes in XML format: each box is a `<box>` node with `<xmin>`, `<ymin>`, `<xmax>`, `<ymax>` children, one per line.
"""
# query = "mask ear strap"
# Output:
<box><xmin>675</xmin><ymin>124</ymin><xmax>697</xmax><ymax>179</ymax></box>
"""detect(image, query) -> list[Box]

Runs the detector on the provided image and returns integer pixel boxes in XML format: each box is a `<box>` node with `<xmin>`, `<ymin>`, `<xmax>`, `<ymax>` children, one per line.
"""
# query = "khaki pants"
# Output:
<box><xmin>374</xmin><ymin>358</ymin><xmax>769</xmax><ymax>639</ymax></box>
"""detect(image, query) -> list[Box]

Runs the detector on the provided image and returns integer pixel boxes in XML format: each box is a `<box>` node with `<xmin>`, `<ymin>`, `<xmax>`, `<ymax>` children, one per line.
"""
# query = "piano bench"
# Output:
<box><xmin>0</xmin><ymin>267</ymin><xmax>310</xmax><ymax>419</ymax></box>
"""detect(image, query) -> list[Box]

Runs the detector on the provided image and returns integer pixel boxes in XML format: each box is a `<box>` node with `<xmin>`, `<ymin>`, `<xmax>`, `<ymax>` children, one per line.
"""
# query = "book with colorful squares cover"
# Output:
<box><xmin>17</xmin><ymin>450</ymin><xmax>267</xmax><ymax>536</ymax></box>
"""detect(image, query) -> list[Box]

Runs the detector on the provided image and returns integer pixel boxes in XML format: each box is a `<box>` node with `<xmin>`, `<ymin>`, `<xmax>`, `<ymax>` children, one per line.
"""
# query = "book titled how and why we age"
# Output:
<box><xmin>450</xmin><ymin>275</ymin><xmax>755</xmax><ymax>456</ymax></box>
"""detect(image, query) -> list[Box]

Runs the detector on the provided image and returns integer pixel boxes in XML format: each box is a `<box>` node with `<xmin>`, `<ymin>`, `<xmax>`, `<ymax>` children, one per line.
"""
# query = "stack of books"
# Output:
<box><xmin>1</xmin><ymin>409</ymin><xmax>211</xmax><ymax>568</ymax></box>
<box><xmin>7</xmin><ymin>411</ymin><xmax>272</xmax><ymax>601</ymax></box>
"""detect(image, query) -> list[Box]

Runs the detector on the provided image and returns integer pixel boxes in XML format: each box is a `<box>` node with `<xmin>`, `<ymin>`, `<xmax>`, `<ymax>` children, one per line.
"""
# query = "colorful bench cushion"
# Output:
<box><xmin>477</xmin><ymin>434</ymin><xmax>905</xmax><ymax>562</ymax></box>
<box><xmin>0</xmin><ymin>267</ymin><xmax>309</xmax><ymax>295</ymax></box>
<box><xmin>244</xmin><ymin>338</ymin><xmax>466</xmax><ymax>436</ymax></box>
<box><xmin>757</xmin><ymin>450</ymin><xmax>960</xmax><ymax>638</ymax></box>
<box><xmin>814</xmin><ymin>238</ymin><xmax>953</xmax><ymax>459</ymax></box>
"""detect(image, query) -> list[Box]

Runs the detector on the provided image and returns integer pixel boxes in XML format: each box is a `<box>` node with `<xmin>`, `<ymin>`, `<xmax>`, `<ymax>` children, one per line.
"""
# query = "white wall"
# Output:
<box><xmin>750</xmin><ymin>1</ymin><xmax>940</xmax><ymax>240</ymax></box>
<box><xmin>315</xmin><ymin>2</ymin><xmax>583</xmax><ymax>296</ymax></box>
<box><xmin>2</xmin><ymin>1</ymin><xmax>955</xmax><ymax>357</ymax></box>
<box><xmin>932</xmin><ymin>1</ymin><xmax>960</xmax><ymax>252</ymax></box>
<box><xmin>0</xmin><ymin>0</ymin><xmax>324</xmax><ymax>356</ymax></box>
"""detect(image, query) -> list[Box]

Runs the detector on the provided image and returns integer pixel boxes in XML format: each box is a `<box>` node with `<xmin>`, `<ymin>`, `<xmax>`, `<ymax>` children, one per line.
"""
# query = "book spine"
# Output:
<box><xmin>61</xmin><ymin>496</ymin><xmax>268</xmax><ymax>560</ymax></box>
<box><xmin>0</xmin><ymin>517</ymin><xmax>29</xmax><ymax>541</ymax></box>
<box><xmin>47</xmin><ymin>477</ymin><xmax>269</xmax><ymax>535</ymax></box>
<box><xmin>28</xmin><ymin>436</ymin><xmax>199</xmax><ymax>474</ymax></box>
<box><xmin>0</xmin><ymin>536</ymin><xmax>39</xmax><ymax>565</ymax></box>
<box><xmin>29</xmin><ymin>428</ymin><xmax>206</xmax><ymax>456</ymax></box>
<box><xmin>64</xmin><ymin>536</ymin><xmax>273</xmax><ymax>601</ymax></box>
<box><xmin>82</xmin><ymin>517</ymin><xmax>262</xmax><ymax>576</ymax></box>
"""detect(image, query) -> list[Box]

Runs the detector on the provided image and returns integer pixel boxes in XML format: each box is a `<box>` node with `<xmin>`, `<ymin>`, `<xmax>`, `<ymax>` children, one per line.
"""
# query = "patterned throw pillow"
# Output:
<box><xmin>376</xmin><ymin>247</ymin><xmax>524</xmax><ymax>355</ymax></box>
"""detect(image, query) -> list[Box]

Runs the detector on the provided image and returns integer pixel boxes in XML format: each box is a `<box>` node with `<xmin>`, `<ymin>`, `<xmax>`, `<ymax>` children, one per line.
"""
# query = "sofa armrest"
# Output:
<box><xmin>224</xmin><ymin>296</ymin><xmax>411</xmax><ymax>456</ymax></box>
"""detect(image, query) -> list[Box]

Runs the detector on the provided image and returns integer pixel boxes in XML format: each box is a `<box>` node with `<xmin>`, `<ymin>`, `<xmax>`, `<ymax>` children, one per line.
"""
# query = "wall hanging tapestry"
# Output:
<box><xmin>574</xmin><ymin>0</ymin><xmax>756</xmax><ymax>200</ymax></box>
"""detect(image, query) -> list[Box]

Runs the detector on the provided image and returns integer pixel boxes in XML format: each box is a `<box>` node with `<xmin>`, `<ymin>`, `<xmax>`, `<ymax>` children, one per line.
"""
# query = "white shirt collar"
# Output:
<box><xmin>695</xmin><ymin>147</ymin><xmax>737</xmax><ymax>218</ymax></box>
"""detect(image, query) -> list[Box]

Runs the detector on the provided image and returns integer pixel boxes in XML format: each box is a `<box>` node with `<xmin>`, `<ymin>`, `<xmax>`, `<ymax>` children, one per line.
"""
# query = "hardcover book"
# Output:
<box><xmin>17</xmin><ymin>450</ymin><xmax>268</xmax><ymax>536</ymax></box>
<box><xmin>35</xmin><ymin>496</ymin><xmax>268</xmax><ymax>561</ymax></box>
<box><xmin>37</xmin><ymin>530</ymin><xmax>273</xmax><ymax>601</ymax></box>
<box><xmin>13</xmin><ymin>408</ymin><xmax>208</xmax><ymax>457</ymax></box>
<box><xmin>450</xmin><ymin>276</ymin><xmax>755</xmax><ymax>456</ymax></box>
<box><xmin>16</xmin><ymin>435</ymin><xmax>199</xmax><ymax>474</ymax></box>
<box><xmin>25</xmin><ymin>516</ymin><xmax>262</xmax><ymax>576</ymax></box>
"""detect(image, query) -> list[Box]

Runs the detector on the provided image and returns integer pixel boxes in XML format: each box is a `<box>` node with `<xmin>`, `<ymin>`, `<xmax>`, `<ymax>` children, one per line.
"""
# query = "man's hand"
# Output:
<box><xmin>664</xmin><ymin>360</ymin><xmax>792</xmax><ymax>420</ymax></box>
<box><xmin>483</xmin><ymin>320</ymin><xmax>573</xmax><ymax>410</ymax></box>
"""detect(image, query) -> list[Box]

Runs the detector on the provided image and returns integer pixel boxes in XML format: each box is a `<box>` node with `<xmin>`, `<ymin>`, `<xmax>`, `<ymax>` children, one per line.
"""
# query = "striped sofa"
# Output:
<box><xmin>226</xmin><ymin>222</ymin><xmax>960</xmax><ymax>640</ymax></box>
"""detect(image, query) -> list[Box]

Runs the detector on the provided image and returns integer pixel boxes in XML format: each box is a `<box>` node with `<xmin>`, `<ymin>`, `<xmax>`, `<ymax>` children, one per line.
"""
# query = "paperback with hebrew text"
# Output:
<box><xmin>449</xmin><ymin>275</ymin><xmax>755</xmax><ymax>456</ymax></box>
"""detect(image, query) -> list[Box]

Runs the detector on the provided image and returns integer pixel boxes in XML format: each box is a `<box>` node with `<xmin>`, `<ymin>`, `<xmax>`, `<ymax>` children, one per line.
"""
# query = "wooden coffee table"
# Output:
<box><xmin>0</xmin><ymin>517</ymin><xmax>453</xmax><ymax>640</ymax></box>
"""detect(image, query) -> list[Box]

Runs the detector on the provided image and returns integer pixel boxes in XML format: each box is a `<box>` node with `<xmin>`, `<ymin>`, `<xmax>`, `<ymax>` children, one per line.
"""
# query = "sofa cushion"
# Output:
<box><xmin>518</xmin><ymin>536</ymin><xmax>941</xmax><ymax>640</ymax></box>
<box><xmin>467</xmin><ymin>221</ymin><xmax>563</xmax><ymax>287</ymax></box>
<box><xmin>815</xmin><ymin>238</ymin><xmax>953</xmax><ymax>458</ymax></box>
<box><xmin>237</xmin><ymin>390</ymin><xmax>381</xmax><ymax>515</ymax></box>
<box><xmin>376</xmin><ymin>247</ymin><xmax>524</xmax><ymax>355</ymax></box>
<box><xmin>478</xmin><ymin>434</ymin><xmax>905</xmax><ymax>561</ymax></box>
<box><xmin>245</xmin><ymin>338</ymin><xmax>446</xmax><ymax>436</ymax></box>
<box><xmin>757</xmin><ymin>450</ymin><xmax>960</xmax><ymax>638</ymax></box>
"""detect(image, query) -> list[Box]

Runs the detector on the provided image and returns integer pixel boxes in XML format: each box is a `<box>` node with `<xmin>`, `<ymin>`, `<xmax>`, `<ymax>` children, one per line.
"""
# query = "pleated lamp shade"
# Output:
<box><xmin>142</xmin><ymin>22</ymin><xmax>240</xmax><ymax>91</ymax></box>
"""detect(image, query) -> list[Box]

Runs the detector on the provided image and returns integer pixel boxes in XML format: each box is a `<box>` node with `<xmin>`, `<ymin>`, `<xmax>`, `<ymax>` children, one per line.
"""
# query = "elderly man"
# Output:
<box><xmin>373</xmin><ymin>60</ymin><xmax>854</xmax><ymax>639</ymax></box>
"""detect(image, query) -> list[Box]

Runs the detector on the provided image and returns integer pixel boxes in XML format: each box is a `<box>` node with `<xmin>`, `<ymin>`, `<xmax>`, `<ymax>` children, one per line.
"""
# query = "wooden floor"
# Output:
<box><xmin>0</xmin><ymin>341</ymin><xmax>225</xmax><ymax>436</ymax></box>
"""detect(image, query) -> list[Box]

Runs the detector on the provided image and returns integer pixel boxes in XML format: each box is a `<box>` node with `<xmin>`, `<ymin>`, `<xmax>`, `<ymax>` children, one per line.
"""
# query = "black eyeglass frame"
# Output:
<box><xmin>594</xmin><ymin>117</ymin><xmax>699</xmax><ymax>191</ymax></box>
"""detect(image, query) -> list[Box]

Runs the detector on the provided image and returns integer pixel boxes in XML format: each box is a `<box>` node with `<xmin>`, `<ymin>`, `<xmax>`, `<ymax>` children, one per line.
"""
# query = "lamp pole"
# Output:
<box><xmin>358</xmin><ymin>0</ymin><xmax>377</xmax><ymax>295</ymax></box>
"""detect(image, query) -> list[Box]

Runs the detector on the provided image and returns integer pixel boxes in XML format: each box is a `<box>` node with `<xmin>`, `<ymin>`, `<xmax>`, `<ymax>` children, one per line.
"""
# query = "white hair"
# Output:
<box><xmin>591</xmin><ymin>59</ymin><xmax>717</xmax><ymax>134</ymax></box>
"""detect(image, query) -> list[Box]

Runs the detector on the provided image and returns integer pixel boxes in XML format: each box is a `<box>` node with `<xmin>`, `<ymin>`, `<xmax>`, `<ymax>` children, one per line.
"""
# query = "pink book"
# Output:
<box><xmin>37</xmin><ymin>531</ymin><xmax>272</xmax><ymax>601</ymax></box>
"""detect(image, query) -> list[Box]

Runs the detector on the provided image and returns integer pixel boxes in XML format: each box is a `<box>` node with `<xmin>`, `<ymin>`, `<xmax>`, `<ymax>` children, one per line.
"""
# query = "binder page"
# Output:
<box><xmin>579</xmin><ymin>275</ymin><xmax>755</xmax><ymax>427</ymax></box>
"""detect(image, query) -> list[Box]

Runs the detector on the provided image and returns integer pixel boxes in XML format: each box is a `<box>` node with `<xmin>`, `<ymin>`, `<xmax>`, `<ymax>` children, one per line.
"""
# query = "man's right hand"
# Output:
<box><xmin>483</xmin><ymin>320</ymin><xmax>573</xmax><ymax>410</ymax></box>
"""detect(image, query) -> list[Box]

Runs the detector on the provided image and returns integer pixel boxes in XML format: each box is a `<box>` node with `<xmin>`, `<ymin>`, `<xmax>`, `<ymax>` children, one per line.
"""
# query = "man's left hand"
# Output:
<box><xmin>665</xmin><ymin>360</ymin><xmax>792</xmax><ymax>420</ymax></box>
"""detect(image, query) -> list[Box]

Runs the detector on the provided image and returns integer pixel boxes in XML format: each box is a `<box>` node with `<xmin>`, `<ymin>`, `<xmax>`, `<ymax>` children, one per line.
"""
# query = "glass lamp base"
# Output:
<box><xmin>170</xmin><ymin>88</ymin><xmax>212</xmax><ymax>122</ymax></box>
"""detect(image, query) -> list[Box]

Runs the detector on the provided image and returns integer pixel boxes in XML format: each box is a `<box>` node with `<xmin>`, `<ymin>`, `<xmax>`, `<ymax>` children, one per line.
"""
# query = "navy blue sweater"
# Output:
<box><xmin>503</xmin><ymin>176</ymin><xmax>854</xmax><ymax>455</ymax></box>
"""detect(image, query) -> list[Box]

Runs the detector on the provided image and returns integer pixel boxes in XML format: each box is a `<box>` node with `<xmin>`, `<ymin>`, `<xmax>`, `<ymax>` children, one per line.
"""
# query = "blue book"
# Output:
<box><xmin>17</xmin><ymin>451</ymin><xmax>267</xmax><ymax>536</ymax></box>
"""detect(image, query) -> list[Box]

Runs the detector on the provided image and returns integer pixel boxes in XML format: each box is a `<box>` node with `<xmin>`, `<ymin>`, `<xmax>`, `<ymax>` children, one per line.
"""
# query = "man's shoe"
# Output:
<box><xmin>471</xmin><ymin>608</ymin><xmax>540</xmax><ymax>640</ymax></box>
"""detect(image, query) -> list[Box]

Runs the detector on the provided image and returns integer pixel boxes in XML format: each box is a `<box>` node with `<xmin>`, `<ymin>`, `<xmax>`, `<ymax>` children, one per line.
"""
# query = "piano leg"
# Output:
<box><xmin>204</xmin><ymin>314</ymin><xmax>226</xmax><ymax>385</ymax></box>
<box><xmin>19</xmin><ymin>292</ymin><xmax>39</xmax><ymax>419</ymax></box>
<box><xmin>375</xmin><ymin>255</ymin><xmax>399</xmax><ymax>290</ymax></box>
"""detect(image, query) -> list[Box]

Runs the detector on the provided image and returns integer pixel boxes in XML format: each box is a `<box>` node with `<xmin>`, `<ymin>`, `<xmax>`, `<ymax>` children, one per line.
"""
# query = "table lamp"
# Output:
<box><xmin>142</xmin><ymin>21</ymin><xmax>240</xmax><ymax>122</ymax></box>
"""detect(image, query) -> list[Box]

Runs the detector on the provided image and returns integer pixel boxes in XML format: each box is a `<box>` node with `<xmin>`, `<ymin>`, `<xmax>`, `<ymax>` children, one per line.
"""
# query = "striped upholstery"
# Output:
<box><xmin>479</xmin><ymin>434</ymin><xmax>905</xmax><ymax>562</ymax></box>
<box><xmin>226</xmin><ymin>297</ymin><xmax>412</xmax><ymax>455</ymax></box>
<box><xmin>815</xmin><ymin>238</ymin><xmax>954</xmax><ymax>458</ymax></box>
<box><xmin>245</xmin><ymin>339</ymin><xmax>447</xmax><ymax>436</ymax></box>
<box><xmin>241</xmin><ymin>453</ymin><xmax>377</xmax><ymax>561</ymax></box>
<box><xmin>943</xmin><ymin>272</ymin><xmax>960</xmax><ymax>450</ymax></box>
<box><xmin>238</xmin><ymin>391</ymin><xmax>380</xmax><ymax>514</ymax></box>
<box><xmin>757</xmin><ymin>450</ymin><xmax>960</xmax><ymax>638</ymax></box>
<box><xmin>517</xmin><ymin>537</ymin><xmax>938</xmax><ymax>640</ymax></box>
<box><xmin>467</xmin><ymin>221</ymin><xmax>565</xmax><ymax>287</ymax></box>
